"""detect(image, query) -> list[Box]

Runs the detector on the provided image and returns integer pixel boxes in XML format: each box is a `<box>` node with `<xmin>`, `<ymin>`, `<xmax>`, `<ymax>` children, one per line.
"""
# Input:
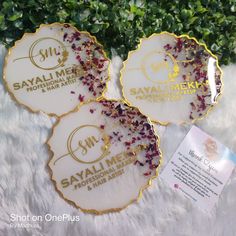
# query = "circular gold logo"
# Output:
<box><xmin>141</xmin><ymin>51</ymin><xmax>179</xmax><ymax>83</ymax></box>
<box><xmin>29</xmin><ymin>37</ymin><xmax>68</xmax><ymax>70</ymax></box>
<box><xmin>67</xmin><ymin>125</ymin><xmax>110</xmax><ymax>164</ymax></box>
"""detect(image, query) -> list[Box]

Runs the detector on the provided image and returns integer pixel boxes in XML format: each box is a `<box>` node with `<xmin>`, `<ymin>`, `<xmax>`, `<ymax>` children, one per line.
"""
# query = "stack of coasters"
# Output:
<box><xmin>3</xmin><ymin>23</ymin><xmax>223</xmax><ymax>214</ymax></box>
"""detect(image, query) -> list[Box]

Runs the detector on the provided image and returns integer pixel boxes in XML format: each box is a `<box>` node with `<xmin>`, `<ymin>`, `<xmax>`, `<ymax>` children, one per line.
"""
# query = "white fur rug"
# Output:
<box><xmin>0</xmin><ymin>44</ymin><xmax>236</xmax><ymax>236</ymax></box>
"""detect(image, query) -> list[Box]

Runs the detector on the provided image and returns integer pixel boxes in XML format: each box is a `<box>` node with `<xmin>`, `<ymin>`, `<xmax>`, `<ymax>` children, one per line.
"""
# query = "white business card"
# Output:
<box><xmin>161</xmin><ymin>125</ymin><xmax>236</xmax><ymax>212</ymax></box>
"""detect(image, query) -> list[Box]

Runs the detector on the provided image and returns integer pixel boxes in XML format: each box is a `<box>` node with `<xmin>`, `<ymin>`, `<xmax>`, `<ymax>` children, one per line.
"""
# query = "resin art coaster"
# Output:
<box><xmin>3</xmin><ymin>23</ymin><xmax>109</xmax><ymax>116</ymax></box>
<box><xmin>48</xmin><ymin>99</ymin><xmax>161</xmax><ymax>214</ymax></box>
<box><xmin>120</xmin><ymin>32</ymin><xmax>223</xmax><ymax>124</ymax></box>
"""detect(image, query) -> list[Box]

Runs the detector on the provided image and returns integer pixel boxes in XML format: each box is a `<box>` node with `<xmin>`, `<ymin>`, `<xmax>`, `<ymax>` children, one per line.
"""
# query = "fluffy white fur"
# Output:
<box><xmin>0</xmin><ymin>44</ymin><xmax>236</xmax><ymax>236</ymax></box>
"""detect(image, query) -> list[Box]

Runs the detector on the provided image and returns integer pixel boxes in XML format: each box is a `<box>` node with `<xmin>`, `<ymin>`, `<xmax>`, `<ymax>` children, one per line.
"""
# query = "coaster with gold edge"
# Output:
<box><xmin>3</xmin><ymin>23</ymin><xmax>109</xmax><ymax>116</ymax></box>
<box><xmin>120</xmin><ymin>32</ymin><xmax>223</xmax><ymax>124</ymax></box>
<box><xmin>47</xmin><ymin>99</ymin><xmax>161</xmax><ymax>214</ymax></box>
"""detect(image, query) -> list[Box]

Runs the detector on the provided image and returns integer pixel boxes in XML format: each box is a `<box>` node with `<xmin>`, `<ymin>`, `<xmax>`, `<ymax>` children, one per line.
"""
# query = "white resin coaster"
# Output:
<box><xmin>47</xmin><ymin>99</ymin><xmax>161</xmax><ymax>214</ymax></box>
<box><xmin>120</xmin><ymin>32</ymin><xmax>222</xmax><ymax>124</ymax></box>
<box><xmin>3</xmin><ymin>23</ymin><xmax>109</xmax><ymax>116</ymax></box>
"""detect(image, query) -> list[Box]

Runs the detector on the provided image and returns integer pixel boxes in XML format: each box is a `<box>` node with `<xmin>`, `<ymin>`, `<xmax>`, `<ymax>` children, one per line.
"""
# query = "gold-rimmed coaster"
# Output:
<box><xmin>120</xmin><ymin>32</ymin><xmax>223</xmax><ymax>124</ymax></box>
<box><xmin>3</xmin><ymin>23</ymin><xmax>109</xmax><ymax>116</ymax></box>
<box><xmin>47</xmin><ymin>99</ymin><xmax>162</xmax><ymax>214</ymax></box>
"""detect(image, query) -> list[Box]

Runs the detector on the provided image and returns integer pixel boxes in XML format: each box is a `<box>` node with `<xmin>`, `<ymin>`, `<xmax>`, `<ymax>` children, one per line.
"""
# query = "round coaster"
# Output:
<box><xmin>120</xmin><ymin>32</ymin><xmax>223</xmax><ymax>124</ymax></box>
<box><xmin>3</xmin><ymin>23</ymin><xmax>109</xmax><ymax>116</ymax></box>
<box><xmin>47</xmin><ymin>99</ymin><xmax>161</xmax><ymax>214</ymax></box>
